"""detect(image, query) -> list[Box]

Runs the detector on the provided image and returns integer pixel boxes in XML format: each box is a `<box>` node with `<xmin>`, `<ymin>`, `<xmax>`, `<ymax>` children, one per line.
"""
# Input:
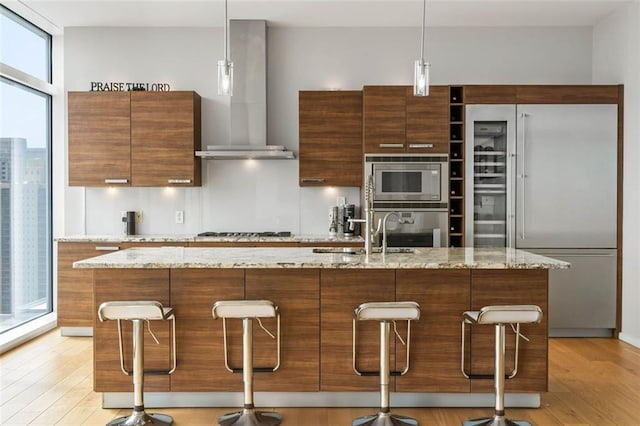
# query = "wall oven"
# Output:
<box><xmin>364</xmin><ymin>154</ymin><xmax>449</xmax><ymax>247</ymax></box>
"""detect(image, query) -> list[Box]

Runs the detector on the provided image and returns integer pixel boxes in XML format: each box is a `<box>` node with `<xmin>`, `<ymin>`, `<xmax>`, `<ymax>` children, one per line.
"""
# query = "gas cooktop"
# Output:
<box><xmin>197</xmin><ymin>231</ymin><xmax>292</xmax><ymax>238</ymax></box>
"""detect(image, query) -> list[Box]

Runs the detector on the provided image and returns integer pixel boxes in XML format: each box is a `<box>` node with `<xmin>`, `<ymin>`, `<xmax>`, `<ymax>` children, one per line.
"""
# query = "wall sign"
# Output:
<box><xmin>90</xmin><ymin>82</ymin><xmax>171</xmax><ymax>92</ymax></box>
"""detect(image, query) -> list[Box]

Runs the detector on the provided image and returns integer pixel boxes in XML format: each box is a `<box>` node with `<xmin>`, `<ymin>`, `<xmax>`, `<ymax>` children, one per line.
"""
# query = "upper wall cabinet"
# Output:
<box><xmin>68</xmin><ymin>91</ymin><xmax>201</xmax><ymax>187</ymax></box>
<box><xmin>68</xmin><ymin>92</ymin><xmax>131</xmax><ymax>186</ymax></box>
<box><xmin>363</xmin><ymin>86</ymin><xmax>449</xmax><ymax>154</ymax></box>
<box><xmin>464</xmin><ymin>85</ymin><xmax>620</xmax><ymax>104</ymax></box>
<box><xmin>299</xmin><ymin>90</ymin><xmax>363</xmax><ymax>187</ymax></box>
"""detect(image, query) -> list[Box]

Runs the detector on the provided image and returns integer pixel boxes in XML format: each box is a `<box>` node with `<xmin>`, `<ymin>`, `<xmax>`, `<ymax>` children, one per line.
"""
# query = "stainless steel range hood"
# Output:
<box><xmin>197</xmin><ymin>20</ymin><xmax>295</xmax><ymax>160</ymax></box>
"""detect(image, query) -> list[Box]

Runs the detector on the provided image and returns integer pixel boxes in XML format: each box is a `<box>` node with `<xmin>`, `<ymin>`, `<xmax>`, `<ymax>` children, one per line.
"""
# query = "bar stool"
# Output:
<box><xmin>460</xmin><ymin>305</ymin><xmax>543</xmax><ymax>426</ymax></box>
<box><xmin>97</xmin><ymin>301</ymin><xmax>176</xmax><ymax>426</ymax></box>
<box><xmin>352</xmin><ymin>301</ymin><xmax>421</xmax><ymax>426</ymax></box>
<box><xmin>212</xmin><ymin>300</ymin><xmax>282</xmax><ymax>426</ymax></box>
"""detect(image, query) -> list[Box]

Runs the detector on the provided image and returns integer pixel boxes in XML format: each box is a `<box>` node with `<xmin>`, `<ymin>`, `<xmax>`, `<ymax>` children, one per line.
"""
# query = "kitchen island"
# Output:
<box><xmin>74</xmin><ymin>247</ymin><xmax>567</xmax><ymax>409</ymax></box>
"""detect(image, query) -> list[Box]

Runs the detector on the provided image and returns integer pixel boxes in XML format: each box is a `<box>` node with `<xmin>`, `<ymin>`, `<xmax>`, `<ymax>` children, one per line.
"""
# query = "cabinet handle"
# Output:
<box><xmin>95</xmin><ymin>246</ymin><xmax>120</xmax><ymax>251</ymax></box>
<box><xmin>104</xmin><ymin>178</ymin><xmax>128</xmax><ymax>184</ymax></box>
<box><xmin>408</xmin><ymin>143</ymin><xmax>434</xmax><ymax>149</ymax></box>
<box><xmin>379</xmin><ymin>143</ymin><xmax>403</xmax><ymax>148</ymax></box>
<box><xmin>301</xmin><ymin>178</ymin><xmax>325</xmax><ymax>183</ymax></box>
<box><xmin>167</xmin><ymin>179</ymin><xmax>192</xmax><ymax>184</ymax></box>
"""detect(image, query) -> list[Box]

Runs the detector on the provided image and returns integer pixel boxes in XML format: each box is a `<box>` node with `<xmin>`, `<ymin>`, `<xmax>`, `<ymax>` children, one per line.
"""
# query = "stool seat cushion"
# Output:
<box><xmin>464</xmin><ymin>305</ymin><xmax>542</xmax><ymax>325</ymax></box>
<box><xmin>98</xmin><ymin>301</ymin><xmax>173</xmax><ymax>321</ymax></box>
<box><xmin>355</xmin><ymin>301</ymin><xmax>420</xmax><ymax>321</ymax></box>
<box><xmin>212</xmin><ymin>300</ymin><xmax>277</xmax><ymax>319</ymax></box>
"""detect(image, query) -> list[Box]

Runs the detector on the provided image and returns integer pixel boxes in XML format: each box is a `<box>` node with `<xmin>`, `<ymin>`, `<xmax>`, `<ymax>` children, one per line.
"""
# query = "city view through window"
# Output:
<box><xmin>0</xmin><ymin>6</ymin><xmax>52</xmax><ymax>333</ymax></box>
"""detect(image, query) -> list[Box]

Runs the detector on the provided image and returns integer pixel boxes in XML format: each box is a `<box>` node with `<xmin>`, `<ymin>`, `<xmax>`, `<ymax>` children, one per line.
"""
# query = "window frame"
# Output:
<box><xmin>0</xmin><ymin>4</ymin><xmax>54</xmax><ymax>335</ymax></box>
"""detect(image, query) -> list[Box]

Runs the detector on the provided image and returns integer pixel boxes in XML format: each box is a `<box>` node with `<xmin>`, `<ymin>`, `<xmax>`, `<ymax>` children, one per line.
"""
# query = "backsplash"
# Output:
<box><xmin>83</xmin><ymin>160</ymin><xmax>360</xmax><ymax>236</ymax></box>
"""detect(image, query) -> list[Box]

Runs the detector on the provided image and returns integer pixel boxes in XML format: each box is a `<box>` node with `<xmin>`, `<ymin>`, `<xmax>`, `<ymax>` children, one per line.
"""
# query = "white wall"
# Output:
<box><xmin>593</xmin><ymin>3</ymin><xmax>640</xmax><ymax>348</ymax></box>
<box><xmin>63</xmin><ymin>26</ymin><xmax>592</xmax><ymax>236</ymax></box>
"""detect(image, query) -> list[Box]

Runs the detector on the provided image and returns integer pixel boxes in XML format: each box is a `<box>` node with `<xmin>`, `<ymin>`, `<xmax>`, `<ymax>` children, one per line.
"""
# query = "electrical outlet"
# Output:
<box><xmin>135</xmin><ymin>211</ymin><xmax>143</xmax><ymax>223</ymax></box>
<box><xmin>175</xmin><ymin>210</ymin><xmax>184</xmax><ymax>224</ymax></box>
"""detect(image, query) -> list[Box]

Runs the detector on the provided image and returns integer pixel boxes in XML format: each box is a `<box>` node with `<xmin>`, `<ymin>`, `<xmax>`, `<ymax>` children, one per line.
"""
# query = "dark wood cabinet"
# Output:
<box><xmin>93</xmin><ymin>269</ymin><xmax>172</xmax><ymax>392</ymax></box>
<box><xmin>67</xmin><ymin>91</ymin><xmax>201</xmax><ymax>187</ymax></box>
<box><xmin>320</xmin><ymin>269</ymin><xmax>396</xmax><ymax>391</ymax></box>
<box><xmin>131</xmin><ymin>91</ymin><xmax>201</xmax><ymax>186</ymax></box>
<box><xmin>464</xmin><ymin>85</ymin><xmax>619</xmax><ymax>105</ymax></box>
<box><xmin>246</xmin><ymin>269</ymin><xmax>320</xmax><ymax>391</ymax></box>
<box><xmin>469</xmin><ymin>269</ymin><xmax>548</xmax><ymax>392</ymax></box>
<box><xmin>464</xmin><ymin>85</ymin><xmax>518</xmax><ymax>104</ymax></box>
<box><xmin>57</xmin><ymin>241</ymin><xmax>185</xmax><ymax>329</ymax></box>
<box><xmin>89</xmin><ymin>265</ymin><xmax>550</xmax><ymax>395</ymax></box>
<box><xmin>364</xmin><ymin>86</ymin><xmax>449</xmax><ymax>154</ymax></box>
<box><xmin>170</xmin><ymin>269</ymin><xmax>245</xmax><ymax>391</ymax></box>
<box><xmin>395</xmin><ymin>269</ymin><xmax>471</xmax><ymax>392</ymax></box>
<box><xmin>68</xmin><ymin>92</ymin><xmax>131</xmax><ymax>186</ymax></box>
<box><xmin>363</xmin><ymin>86</ymin><xmax>407</xmax><ymax>153</ymax></box>
<box><xmin>57</xmin><ymin>242</ymin><xmax>122</xmax><ymax>327</ymax></box>
<box><xmin>406</xmin><ymin>86</ymin><xmax>450</xmax><ymax>153</ymax></box>
<box><xmin>299</xmin><ymin>91</ymin><xmax>363</xmax><ymax>187</ymax></box>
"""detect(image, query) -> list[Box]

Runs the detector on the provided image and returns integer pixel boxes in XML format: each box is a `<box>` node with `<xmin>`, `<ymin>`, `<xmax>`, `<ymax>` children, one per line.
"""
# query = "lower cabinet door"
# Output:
<box><xmin>246</xmin><ymin>269</ymin><xmax>321</xmax><ymax>392</ymax></box>
<box><xmin>170</xmin><ymin>269</ymin><xmax>245</xmax><ymax>391</ymax></box>
<box><xmin>320</xmin><ymin>269</ymin><xmax>396</xmax><ymax>391</ymax></box>
<box><xmin>93</xmin><ymin>269</ymin><xmax>171</xmax><ymax>392</ymax></box>
<box><xmin>469</xmin><ymin>269</ymin><xmax>549</xmax><ymax>393</ymax></box>
<box><xmin>395</xmin><ymin>269</ymin><xmax>471</xmax><ymax>392</ymax></box>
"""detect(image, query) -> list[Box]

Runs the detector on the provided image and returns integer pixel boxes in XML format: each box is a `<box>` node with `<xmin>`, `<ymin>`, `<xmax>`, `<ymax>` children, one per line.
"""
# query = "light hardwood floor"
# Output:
<box><xmin>1</xmin><ymin>329</ymin><xmax>639</xmax><ymax>425</ymax></box>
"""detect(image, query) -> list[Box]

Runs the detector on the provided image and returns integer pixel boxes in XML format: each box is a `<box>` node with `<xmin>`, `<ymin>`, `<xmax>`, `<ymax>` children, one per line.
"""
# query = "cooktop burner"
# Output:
<box><xmin>197</xmin><ymin>231</ymin><xmax>292</xmax><ymax>238</ymax></box>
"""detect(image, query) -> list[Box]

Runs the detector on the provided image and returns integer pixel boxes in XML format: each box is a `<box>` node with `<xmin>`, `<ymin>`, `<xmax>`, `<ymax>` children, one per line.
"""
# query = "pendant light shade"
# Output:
<box><xmin>414</xmin><ymin>59</ymin><xmax>430</xmax><ymax>96</ymax></box>
<box><xmin>218</xmin><ymin>0</ymin><xmax>233</xmax><ymax>96</ymax></box>
<box><xmin>217</xmin><ymin>59</ymin><xmax>233</xmax><ymax>96</ymax></box>
<box><xmin>413</xmin><ymin>0</ymin><xmax>430</xmax><ymax>97</ymax></box>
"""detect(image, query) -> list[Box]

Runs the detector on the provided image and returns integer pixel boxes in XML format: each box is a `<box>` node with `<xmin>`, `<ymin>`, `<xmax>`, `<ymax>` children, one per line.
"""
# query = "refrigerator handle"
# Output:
<box><xmin>519</xmin><ymin>112</ymin><xmax>528</xmax><ymax>240</ymax></box>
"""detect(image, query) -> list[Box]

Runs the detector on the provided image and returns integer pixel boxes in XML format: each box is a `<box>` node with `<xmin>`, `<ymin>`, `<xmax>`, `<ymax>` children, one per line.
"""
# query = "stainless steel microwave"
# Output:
<box><xmin>365</xmin><ymin>155</ymin><xmax>449</xmax><ymax>206</ymax></box>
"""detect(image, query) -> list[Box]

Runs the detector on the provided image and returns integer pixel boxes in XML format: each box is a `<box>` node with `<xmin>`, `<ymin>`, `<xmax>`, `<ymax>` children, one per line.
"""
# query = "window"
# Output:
<box><xmin>0</xmin><ymin>8</ymin><xmax>51</xmax><ymax>82</ymax></box>
<box><xmin>0</xmin><ymin>6</ymin><xmax>52</xmax><ymax>334</ymax></box>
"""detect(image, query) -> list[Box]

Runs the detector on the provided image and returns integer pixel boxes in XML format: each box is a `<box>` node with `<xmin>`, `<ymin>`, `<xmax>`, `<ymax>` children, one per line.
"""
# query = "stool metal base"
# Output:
<box><xmin>106</xmin><ymin>411</ymin><xmax>173</xmax><ymax>426</ymax></box>
<box><xmin>463</xmin><ymin>416</ymin><xmax>531</xmax><ymax>426</ymax></box>
<box><xmin>218</xmin><ymin>408</ymin><xmax>282</xmax><ymax>426</ymax></box>
<box><xmin>353</xmin><ymin>412</ymin><xmax>418</xmax><ymax>426</ymax></box>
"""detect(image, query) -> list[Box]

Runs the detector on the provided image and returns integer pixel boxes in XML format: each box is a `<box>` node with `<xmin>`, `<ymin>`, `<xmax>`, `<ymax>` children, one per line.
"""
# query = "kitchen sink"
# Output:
<box><xmin>311</xmin><ymin>247</ymin><xmax>415</xmax><ymax>255</ymax></box>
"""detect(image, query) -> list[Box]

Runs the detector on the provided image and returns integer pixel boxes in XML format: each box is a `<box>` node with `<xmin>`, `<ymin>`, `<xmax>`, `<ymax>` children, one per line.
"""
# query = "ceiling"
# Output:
<box><xmin>4</xmin><ymin>0</ymin><xmax>632</xmax><ymax>34</ymax></box>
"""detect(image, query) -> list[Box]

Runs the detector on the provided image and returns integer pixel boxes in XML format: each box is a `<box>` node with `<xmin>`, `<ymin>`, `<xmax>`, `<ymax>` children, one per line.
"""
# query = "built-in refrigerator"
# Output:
<box><xmin>465</xmin><ymin>104</ymin><xmax>618</xmax><ymax>336</ymax></box>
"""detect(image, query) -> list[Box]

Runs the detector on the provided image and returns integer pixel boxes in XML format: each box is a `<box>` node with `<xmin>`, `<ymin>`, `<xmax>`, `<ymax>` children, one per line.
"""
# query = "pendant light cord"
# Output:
<box><xmin>223</xmin><ymin>0</ymin><xmax>228</xmax><ymax>61</ymax></box>
<box><xmin>420</xmin><ymin>0</ymin><xmax>426</xmax><ymax>62</ymax></box>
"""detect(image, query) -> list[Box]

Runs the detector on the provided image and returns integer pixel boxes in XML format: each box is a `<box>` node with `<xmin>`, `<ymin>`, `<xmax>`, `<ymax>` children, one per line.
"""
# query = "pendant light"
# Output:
<box><xmin>413</xmin><ymin>0</ymin><xmax>430</xmax><ymax>96</ymax></box>
<box><xmin>217</xmin><ymin>0</ymin><xmax>233</xmax><ymax>96</ymax></box>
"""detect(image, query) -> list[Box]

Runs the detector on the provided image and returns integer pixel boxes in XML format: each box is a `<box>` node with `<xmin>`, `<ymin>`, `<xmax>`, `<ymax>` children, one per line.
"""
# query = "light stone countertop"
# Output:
<box><xmin>56</xmin><ymin>234</ymin><xmax>363</xmax><ymax>244</ymax></box>
<box><xmin>73</xmin><ymin>247</ymin><xmax>569</xmax><ymax>270</ymax></box>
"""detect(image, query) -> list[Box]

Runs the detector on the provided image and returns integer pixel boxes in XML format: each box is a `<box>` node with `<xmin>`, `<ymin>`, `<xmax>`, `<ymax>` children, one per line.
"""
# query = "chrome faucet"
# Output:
<box><xmin>348</xmin><ymin>175</ymin><xmax>381</xmax><ymax>257</ymax></box>
<box><xmin>381</xmin><ymin>212</ymin><xmax>415</xmax><ymax>255</ymax></box>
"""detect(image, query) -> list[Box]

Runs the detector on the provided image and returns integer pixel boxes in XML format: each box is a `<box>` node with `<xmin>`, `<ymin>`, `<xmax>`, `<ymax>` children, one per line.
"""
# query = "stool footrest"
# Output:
<box><xmin>464</xmin><ymin>373</ymin><xmax>512</xmax><ymax>380</ymax></box>
<box><xmin>143</xmin><ymin>369</ymin><xmax>174</xmax><ymax>376</ymax></box>
<box><xmin>357</xmin><ymin>370</ymin><xmax>405</xmax><ymax>377</ymax></box>
<box><xmin>230</xmin><ymin>367</ymin><xmax>278</xmax><ymax>374</ymax></box>
<box><xmin>120</xmin><ymin>369</ymin><xmax>174</xmax><ymax>376</ymax></box>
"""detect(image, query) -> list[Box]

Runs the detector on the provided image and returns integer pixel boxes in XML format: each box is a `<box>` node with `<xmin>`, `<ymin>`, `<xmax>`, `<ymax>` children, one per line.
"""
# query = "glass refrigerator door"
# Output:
<box><xmin>471</xmin><ymin>121</ymin><xmax>508</xmax><ymax>247</ymax></box>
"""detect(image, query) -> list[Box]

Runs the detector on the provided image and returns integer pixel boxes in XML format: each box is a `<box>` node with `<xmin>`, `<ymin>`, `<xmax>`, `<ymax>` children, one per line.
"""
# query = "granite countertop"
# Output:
<box><xmin>56</xmin><ymin>234</ymin><xmax>363</xmax><ymax>244</ymax></box>
<box><xmin>73</xmin><ymin>247</ymin><xmax>569</xmax><ymax>270</ymax></box>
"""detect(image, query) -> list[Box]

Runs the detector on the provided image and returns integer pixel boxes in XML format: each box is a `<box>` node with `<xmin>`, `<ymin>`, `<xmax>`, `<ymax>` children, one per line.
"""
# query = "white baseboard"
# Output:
<box><xmin>619</xmin><ymin>332</ymin><xmax>640</xmax><ymax>349</ymax></box>
<box><xmin>0</xmin><ymin>313</ymin><xmax>57</xmax><ymax>354</ymax></box>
